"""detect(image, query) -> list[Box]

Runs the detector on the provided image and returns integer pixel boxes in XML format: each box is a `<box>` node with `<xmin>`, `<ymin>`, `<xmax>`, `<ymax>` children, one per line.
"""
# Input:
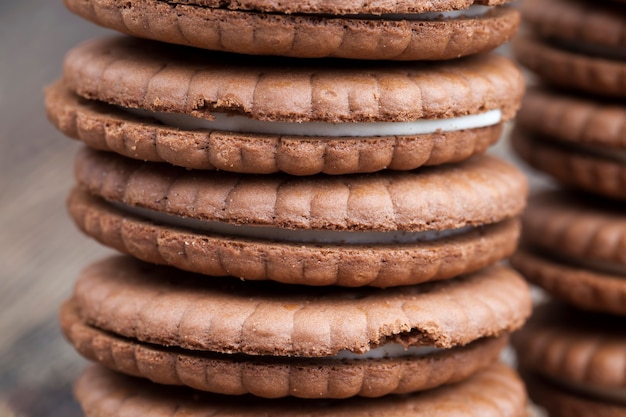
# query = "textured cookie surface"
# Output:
<box><xmin>522</xmin><ymin>191</ymin><xmax>626</xmax><ymax>266</ymax></box>
<box><xmin>521</xmin><ymin>0</ymin><xmax>626</xmax><ymax>48</ymax></box>
<box><xmin>513</xmin><ymin>303</ymin><xmax>626</xmax><ymax>390</ymax></box>
<box><xmin>69</xmin><ymin>256</ymin><xmax>532</xmax><ymax>356</ymax></box>
<box><xmin>68</xmin><ymin>148</ymin><xmax>527</xmax><ymax>287</ymax></box>
<box><xmin>46</xmin><ymin>80</ymin><xmax>504</xmax><ymax>175</ymax></box>
<box><xmin>513</xmin><ymin>35</ymin><xmax>626</xmax><ymax>98</ymax></box>
<box><xmin>511</xmin><ymin>249</ymin><xmax>626</xmax><ymax>315</ymax></box>
<box><xmin>518</xmin><ymin>88</ymin><xmax>626</xmax><ymax>150</ymax></box>
<box><xmin>63</xmin><ymin>36</ymin><xmax>525</xmax><ymax>122</ymax></box>
<box><xmin>522</xmin><ymin>372</ymin><xmax>626</xmax><ymax>417</ymax></box>
<box><xmin>512</xmin><ymin>128</ymin><xmax>626</xmax><ymax>201</ymax></box>
<box><xmin>75</xmin><ymin>363</ymin><xmax>529</xmax><ymax>417</ymax></box>
<box><xmin>61</xmin><ymin>298</ymin><xmax>510</xmax><ymax>398</ymax></box>
<box><xmin>63</xmin><ymin>0</ymin><xmax>519</xmax><ymax>60</ymax></box>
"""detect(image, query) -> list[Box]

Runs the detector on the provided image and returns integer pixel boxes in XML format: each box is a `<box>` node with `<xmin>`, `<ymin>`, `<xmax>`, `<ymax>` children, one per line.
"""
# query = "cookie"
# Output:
<box><xmin>517</xmin><ymin>88</ymin><xmax>626</xmax><ymax>151</ymax></box>
<box><xmin>522</xmin><ymin>372</ymin><xmax>626</xmax><ymax>417</ymax></box>
<box><xmin>510</xmin><ymin>191</ymin><xmax>626</xmax><ymax>315</ymax></box>
<box><xmin>511</xmin><ymin>128</ymin><xmax>626</xmax><ymax>201</ymax></box>
<box><xmin>75</xmin><ymin>363</ymin><xmax>529</xmax><ymax>416</ymax></box>
<box><xmin>62</xmin><ymin>0</ymin><xmax>520</xmax><ymax>61</ymax></box>
<box><xmin>48</xmin><ymin>36</ymin><xmax>525</xmax><ymax>175</ymax></box>
<box><xmin>513</xmin><ymin>0</ymin><xmax>626</xmax><ymax>98</ymax></box>
<box><xmin>62</xmin><ymin>256</ymin><xmax>532</xmax><ymax>398</ymax></box>
<box><xmin>513</xmin><ymin>303</ymin><xmax>626</xmax><ymax>415</ymax></box>
<box><xmin>68</xmin><ymin>147</ymin><xmax>527</xmax><ymax>287</ymax></box>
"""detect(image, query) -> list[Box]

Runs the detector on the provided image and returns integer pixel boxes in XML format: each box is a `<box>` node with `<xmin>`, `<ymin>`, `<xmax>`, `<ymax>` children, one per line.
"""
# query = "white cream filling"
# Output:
<box><xmin>550</xmin><ymin>376</ymin><xmax>626</xmax><ymax>405</ymax></box>
<box><xmin>126</xmin><ymin>108</ymin><xmax>502</xmax><ymax>137</ymax></box>
<box><xmin>334</xmin><ymin>344</ymin><xmax>441</xmax><ymax>360</ymax></box>
<box><xmin>113</xmin><ymin>202</ymin><xmax>475</xmax><ymax>244</ymax></box>
<box><xmin>349</xmin><ymin>5</ymin><xmax>493</xmax><ymax>21</ymax></box>
<box><xmin>554</xmin><ymin>38</ymin><xmax>626</xmax><ymax>62</ymax></box>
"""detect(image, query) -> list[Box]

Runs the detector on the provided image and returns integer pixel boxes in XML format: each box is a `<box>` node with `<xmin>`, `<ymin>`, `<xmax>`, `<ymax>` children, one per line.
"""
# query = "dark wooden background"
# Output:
<box><xmin>1</xmin><ymin>2</ymin><xmax>114</xmax><ymax>416</ymax></box>
<box><xmin>0</xmin><ymin>2</ymin><xmax>545</xmax><ymax>416</ymax></box>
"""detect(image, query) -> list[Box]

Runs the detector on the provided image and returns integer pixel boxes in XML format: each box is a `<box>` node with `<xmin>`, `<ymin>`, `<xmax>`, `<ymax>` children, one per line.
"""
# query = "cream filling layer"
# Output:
<box><xmin>550</xmin><ymin>376</ymin><xmax>626</xmax><ymax>405</ymax></box>
<box><xmin>335</xmin><ymin>344</ymin><xmax>441</xmax><ymax>360</ymax></box>
<box><xmin>126</xmin><ymin>108</ymin><xmax>502</xmax><ymax>137</ymax></box>
<box><xmin>113</xmin><ymin>202</ymin><xmax>475</xmax><ymax>244</ymax></box>
<box><xmin>349</xmin><ymin>5</ymin><xmax>493</xmax><ymax>21</ymax></box>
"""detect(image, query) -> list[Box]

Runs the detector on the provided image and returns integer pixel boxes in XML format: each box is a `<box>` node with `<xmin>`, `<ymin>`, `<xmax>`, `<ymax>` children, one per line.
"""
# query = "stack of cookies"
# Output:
<box><xmin>510</xmin><ymin>0</ymin><xmax>626</xmax><ymax>415</ymax></box>
<box><xmin>47</xmin><ymin>1</ymin><xmax>533</xmax><ymax>415</ymax></box>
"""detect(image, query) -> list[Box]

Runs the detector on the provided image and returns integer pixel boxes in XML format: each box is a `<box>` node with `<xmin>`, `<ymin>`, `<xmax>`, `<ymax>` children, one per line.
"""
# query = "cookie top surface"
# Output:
<box><xmin>62</xmin><ymin>298</ymin><xmax>509</xmax><ymax>398</ymax></box>
<box><xmin>521</xmin><ymin>0</ymin><xmax>626</xmax><ymax>48</ymax></box>
<box><xmin>512</xmin><ymin>128</ymin><xmax>626</xmax><ymax>201</ymax></box>
<box><xmin>518</xmin><ymin>87</ymin><xmax>626</xmax><ymax>149</ymax></box>
<box><xmin>513</xmin><ymin>35</ymin><xmax>626</xmax><ymax>98</ymax></box>
<box><xmin>74</xmin><ymin>147</ymin><xmax>528</xmax><ymax>232</ymax></box>
<box><xmin>63</xmin><ymin>1</ymin><xmax>519</xmax><ymax>60</ymax></box>
<box><xmin>522</xmin><ymin>190</ymin><xmax>626</xmax><ymax>267</ymax></box>
<box><xmin>70</xmin><ymin>256</ymin><xmax>532</xmax><ymax>356</ymax></box>
<box><xmin>513</xmin><ymin>302</ymin><xmax>626</xmax><ymax>390</ymax></box>
<box><xmin>46</xmin><ymin>79</ymin><xmax>506</xmax><ymax>175</ymax></box>
<box><xmin>63</xmin><ymin>36</ymin><xmax>525</xmax><ymax>123</ymax></box>
<box><xmin>522</xmin><ymin>371</ymin><xmax>626</xmax><ymax>417</ymax></box>
<box><xmin>75</xmin><ymin>363</ymin><xmax>528</xmax><ymax>417</ymax></box>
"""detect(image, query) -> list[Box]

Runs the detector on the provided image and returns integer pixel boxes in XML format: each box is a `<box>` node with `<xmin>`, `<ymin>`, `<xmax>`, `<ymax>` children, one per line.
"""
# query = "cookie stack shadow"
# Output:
<box><xmin>47</xmin><ymin>1</ymin><xmax>533</xmax><ymax>415</ymax></box>
<box><xmin>510</xmin><ymin>0</ymin><xmax>626</xmax><ymax>415</ymax></box>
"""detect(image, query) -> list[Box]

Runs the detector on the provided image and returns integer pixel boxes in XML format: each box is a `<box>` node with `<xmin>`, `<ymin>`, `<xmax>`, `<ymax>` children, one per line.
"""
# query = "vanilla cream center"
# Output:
<box><xmin>335</xmin><ymin>344</ymin><xmax>441</xmax><ymax>360</ymax></box>
<box><xmin>126</xmin><ymin>108</ymin><xmax>502</xmax><ymax>137</ymax></box>
<box><xmin>113</xmin><ymin>202</ymin><xmax>475</xmax><ymax>244</ymax></box>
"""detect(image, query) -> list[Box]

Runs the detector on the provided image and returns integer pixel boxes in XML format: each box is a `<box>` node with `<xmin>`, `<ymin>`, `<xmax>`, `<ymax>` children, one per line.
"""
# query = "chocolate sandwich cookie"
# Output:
<box><xmin>513</xmin><ymin>303</ymin><xmax>626</xmax><ymax>416</ymax></box>
<box><xmin>510</xmin><ymin>191</ymin><xmax>626</xmax><ymax>315</ymax></box>
<box><xmin>513</xmin><ymin>0</ymin><xmax>626</xmax><ymax>98</ymax></box>
<box><xmin>75</xmin><ymin>363</ymin><xmax>529</xmax><ymax>416</ymax></box>
<box><xmin>512</xmin><ymin>88</ymin><xmax>626</xmax><ymax>200</ymax></box>
<box><xmin>62</xmin><ymin>0</ymin><xmax>520</xmax><ymax>61</ymax></box>
<box><xmin>68</xmin><ymin>147</ymin><xmax>527</xmax><ymax>288</ymax></box>
<box><xmin>47</xmin><ymin>36</ymin><xmax>525</xmax><ymax>175</ymax></box>
<box><xmin>62</xmin><ymin>256</ymin><xmax>532</xmax><ymax>398</ymax></box>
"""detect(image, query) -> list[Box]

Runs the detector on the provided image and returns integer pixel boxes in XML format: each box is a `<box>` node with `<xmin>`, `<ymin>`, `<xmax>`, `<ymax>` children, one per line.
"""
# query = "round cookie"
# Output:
<box><xmin>514</xmin><ymin>303</ymin><xmax>626</xmax><ymax>415</ymax></box>
<box><xmin>48</xmin><ymin>36</ymin><xmax>525</xmax><ymax>175</ymax></box>
<box><xmin>511</xmin><ymin>128</ymin><xmax>626</xmax><ymax>201</ymax></box>
<box><xmin>75</xmin><ymin>363</ymin><xmax>529</xmax><ymax>417</ymax></box>
<box><xmin>523</xmin><ymin>372</ymin><xmax>626</xmax><ymax>417</ymax></box>
<box><xmin>510</xmin><ymin>191</ymin><xmax>626</xmax><ymax>315</ymax></box>
<box><xmin>518</xmin><ymin>88</ymin><xmax>626</xmax><ymax>151</ymax></box>
<box><xmin>63</xmin><ymin>256</ymin><xmax>532</xmax><ymax>398</ymax></box>
<box><xmin>68</xmin><ymin>147</ymin><xmax>527</xmax><ymax>287</ymax></box>
<box><xmin>515</xmin><ymin>0</ymin><xmax>626</xmax><ymax>98</ymax></box>
<box><xmin>513</xmin><ymin>35</ymin><xmax>626</xmax><ymax>98</ymax></box>
<box><xmin>62</xmin><ymin>0</ymin><xmax>520</xmax><ymax>61</ymax></box>
<box><xmin>521</xmin><ymin>0</ymin><xmax>626</xmax><ymax>51</ymax></box>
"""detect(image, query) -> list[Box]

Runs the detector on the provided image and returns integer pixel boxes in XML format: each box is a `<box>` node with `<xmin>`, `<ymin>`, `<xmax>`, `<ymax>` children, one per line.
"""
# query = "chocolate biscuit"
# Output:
<box><xmin>63</xmin><ymin>0</ymin><xmax>520</xmax><ymax>60</ymax></box>
<box><xmin>68</xmin><ymin>148</ymin><xmax>527</xmax><ymax>287</ymax></box>
<box><xmin>62</xmin><ymin>256</ymin><xmax>532</xmax><ymax>398</ymax></box>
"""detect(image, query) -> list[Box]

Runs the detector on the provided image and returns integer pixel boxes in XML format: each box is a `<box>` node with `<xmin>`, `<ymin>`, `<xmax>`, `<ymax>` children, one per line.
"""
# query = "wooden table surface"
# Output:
<box><xmin>1</xmin><ymin>2</ymin><xmax>114</xmax><ymax>416</ymax></box>
<box><xmin>0</xmin><ymin>2</ymin><xmax>547</xmax><ymax>416</ymax></box>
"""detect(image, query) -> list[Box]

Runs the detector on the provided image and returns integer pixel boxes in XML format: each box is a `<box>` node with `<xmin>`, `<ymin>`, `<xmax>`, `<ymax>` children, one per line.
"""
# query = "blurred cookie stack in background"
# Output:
<box><xmin>510</xmin><ymin>0</ymin><xmax>626</xmax><ymax>415</ymax></box>
<box><xmin>46</xmin><ymin>1</ymin><xmax>534</xmax><ymax>415</ymax></box>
